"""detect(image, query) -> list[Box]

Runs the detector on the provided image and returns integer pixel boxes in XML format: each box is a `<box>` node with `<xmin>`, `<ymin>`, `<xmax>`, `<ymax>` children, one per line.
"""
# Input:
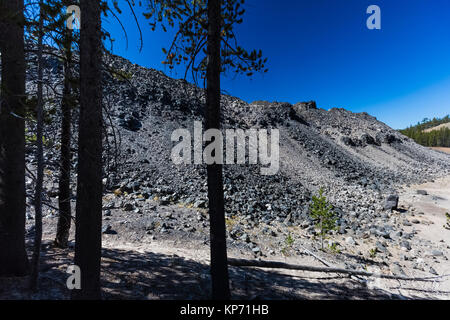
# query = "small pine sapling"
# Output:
<box><xmin>444</xmin><ymin>212</ymin><xmax>450</xmax><ymax>230</ymax></box>
<box><xmin>309</xmin><ymin>188</ymin><xmax>338</xmax><ymax>250</ymax></box>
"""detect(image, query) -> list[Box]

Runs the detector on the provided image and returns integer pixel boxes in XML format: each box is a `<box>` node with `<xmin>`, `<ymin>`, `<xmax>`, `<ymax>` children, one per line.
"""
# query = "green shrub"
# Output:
<box><xmin>281</xmin><ymin>233</ymin><xmax>295</xmax><ymax>257</ymax></box>
<box><xmin>328</xmin><ymin>242</ymin><xmax>341</xmax><ymax>254</ymax></box>
<box><xmin>309</xmin><ymin>187</ymin><xmax>338</xmax><ymax>250</ymax></box>
<box><xmin>444</xmin><ymin>212</ymin><xmax>450</xmax><ymax>230</ymax></box>
<box><xmin>285</xmin><ymin>233</ymin><xmax>294</xmax><ymax>247</ymax></box>
<box><xmin>25</xmin><ymin>127</ymin><xmax>50</xmax><ymax>146</ymax></box>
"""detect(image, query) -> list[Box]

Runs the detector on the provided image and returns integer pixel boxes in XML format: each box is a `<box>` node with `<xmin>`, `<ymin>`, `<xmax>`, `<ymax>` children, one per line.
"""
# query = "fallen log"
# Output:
<box><xmin>299</xmin><ymin>245</ymin><xmax>332</xmax><ymax>267</ymax></box>
<box><xmin>228</xmin><ymin>258</ymin><xmax>448</xmax><ymax>282</ymax></box>
<box><xmin>299</xmin><ymin>245</ymin><xmax>367</xmax><ymax>283</ymax></box>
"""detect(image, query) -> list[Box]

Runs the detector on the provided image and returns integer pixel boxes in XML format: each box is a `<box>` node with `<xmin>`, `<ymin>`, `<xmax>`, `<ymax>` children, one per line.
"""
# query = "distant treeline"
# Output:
<box><xmin>399</xmin><ymin>115</ymin><xmax>450</xmax><ymax>147</ymax></box>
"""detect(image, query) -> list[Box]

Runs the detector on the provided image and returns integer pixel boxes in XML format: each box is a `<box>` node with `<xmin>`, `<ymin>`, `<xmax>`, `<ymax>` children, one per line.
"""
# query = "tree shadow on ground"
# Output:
<box><xmin>0</xmin><ymin>243</ymin><xmax>431</xmax><ymax>300</ymax></box>
<box><xmin>98</xmin><ymin>247</ymin><xmax>419</xmax><ymax>300</ymax></box>
<box><xmin>337</xmin><ymin>251</ymin><xmax>387</xmax><ymax>268</ymax></box>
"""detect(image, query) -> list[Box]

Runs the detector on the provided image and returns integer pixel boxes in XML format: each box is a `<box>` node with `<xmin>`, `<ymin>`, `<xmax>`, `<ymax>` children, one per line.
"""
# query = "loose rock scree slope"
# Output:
<box><xmin>14</xmin><ymin>49</ymin><xmax>450</xmax><ymax>299</ymax></box>
<box><xmin>25</xmin><ymin>49</ymin><xmax>450</xmax><ymax>237</ymax></box>
<box><xmin>101</xmin><ymin>54</ymin><xmax>449</xmax><ymax>230</ymax></box>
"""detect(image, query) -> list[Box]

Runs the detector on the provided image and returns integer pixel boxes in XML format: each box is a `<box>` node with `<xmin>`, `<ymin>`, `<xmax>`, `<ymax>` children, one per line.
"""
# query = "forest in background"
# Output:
<box><xmin>399</xmin><ymin>115</ymin><xmax>450</xmax><ymax>147</ymax></box>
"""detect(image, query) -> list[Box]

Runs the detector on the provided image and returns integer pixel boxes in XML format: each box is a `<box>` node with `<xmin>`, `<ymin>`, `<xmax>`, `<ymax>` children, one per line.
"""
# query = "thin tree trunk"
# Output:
<box><xmin>55</xmin><ymin>27</ymin><xmax>73</xmax><ymax>248</ymax></box>
<box><xmin>206</xmin><ymin>0</ymin><xmax>230</xmax><ymax>300</ymax></box>
<box><xmin>0</xmin><ymin>0</ymin><xmax>29</xmax><ymax>277</ymax></box>
<box><xmin>320</xmin><ymin>219</ymin><xmax>323</xmax><ymax>250</ymax></box>
<box><xmin>29</xmin><ymin>0</ymin><xmax>44</xmax><ymax>291</ymax></box>
<box><xmin>72</xmin><ymin>0</ymin><xmax>103</xmax><ymax>300</ymax></box>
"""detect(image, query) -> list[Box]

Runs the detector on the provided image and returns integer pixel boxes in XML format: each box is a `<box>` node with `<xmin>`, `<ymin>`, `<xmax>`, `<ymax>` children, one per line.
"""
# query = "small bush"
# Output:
<box><xmin>285</xmin><ymin>233</ymin><xmax>294</xmax><ymax>247</ymax></box>
<box><xmin>281</xmin><ymin>233</ymin><xmax>295</xmax><ymax>257</ymax></box>
<box><xmin>328</xmin><ymin>242</ymin><xmax>341</xmax><ymax>254</ymax></box>
<box><xmin>309</xmin><ymin>187</ymin><xmax>338</xmax><ymax>250</ymax></box>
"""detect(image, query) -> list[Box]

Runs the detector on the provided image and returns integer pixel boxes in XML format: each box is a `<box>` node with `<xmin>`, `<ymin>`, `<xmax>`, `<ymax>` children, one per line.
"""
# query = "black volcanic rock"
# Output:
<box><xmin>20</xmin><ymin>45</ymin><xmax>450</xmax><ymax>233</ymax></box>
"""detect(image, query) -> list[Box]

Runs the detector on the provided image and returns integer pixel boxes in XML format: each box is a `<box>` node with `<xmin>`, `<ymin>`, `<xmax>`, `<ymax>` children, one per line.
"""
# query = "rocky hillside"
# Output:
<box><xmin>24</xmin><ymin>49</ymin><xmax>450</xmax><ymax>238</ymax></box>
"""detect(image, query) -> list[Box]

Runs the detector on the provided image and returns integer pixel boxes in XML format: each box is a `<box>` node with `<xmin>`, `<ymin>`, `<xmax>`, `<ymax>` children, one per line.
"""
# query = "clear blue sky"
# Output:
<box><xmin>102</xmin><ymin>0</ymin><xmax>450</xmax><ymax>129</ymax></box>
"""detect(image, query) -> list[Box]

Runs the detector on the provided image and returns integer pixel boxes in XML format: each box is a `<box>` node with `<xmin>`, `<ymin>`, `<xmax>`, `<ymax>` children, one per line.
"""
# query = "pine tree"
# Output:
<box><xmin>143</xmin><ymin>0</ymin><xmax>268</xmax><ymax>299</ymax></box>
<box><xmin>0</xmin><ymin>0</ymin><xmax>29</xmax><ymax>277</ymax></box>
<box><xmin>55</xmin><ymin>0</ymin><xmax>77</xmax><ymax>248</ymax></box>
<box><xmin>309</xmin><ymin>188</ymin><xmax>338</xmax><ymax>251</ymax></box>
<box><xmin>29</xmin><ymin>0</ymin><xmax>45</xmax><ymax>291</ymax></box>
<box><xmin>72</xmin><ymin>0</ymin><xmax>103</xmax><ymax>300</ymax></box>
<box><xmin>204</xmin><ymin>0</ymin><xmax>229</xmax><ymax>300</ymax></box>
<box><xmin>399</xmin><ymin>115</ymin><xmax>450</xmax><ymax>147</ymax></box>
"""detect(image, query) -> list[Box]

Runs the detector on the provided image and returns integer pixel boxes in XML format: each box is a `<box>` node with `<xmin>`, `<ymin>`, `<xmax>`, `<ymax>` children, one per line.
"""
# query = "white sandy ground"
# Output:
<box><xmin>396</xmin><ymin>176</ymin><xmax>450</xmax><ymax>292</ymax></box>
<box><xmin>400</xmin><ymin>176</ymin><xmax>450</xmax><ymax>244</ymax></box>
<box><xmin>430</xmin><ymin>147</ymin><xmax>450</xmax><ymax>154</ymax></box>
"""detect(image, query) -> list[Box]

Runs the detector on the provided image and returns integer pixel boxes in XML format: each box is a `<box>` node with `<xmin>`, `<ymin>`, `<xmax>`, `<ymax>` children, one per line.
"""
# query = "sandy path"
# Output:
<box><xmin>430</xmin><ymin>147</ymin><xmax>450</xmax><ymax>154</ymax></box>
<box><xmin>394</xmin><ymin>175</ymin><xmax>450</xmax><ymax>297</ymax></box>
<box><xmin>400</xmin><ymin>176</ymin><xmax>450</xmax><ymax>245</ymax></box>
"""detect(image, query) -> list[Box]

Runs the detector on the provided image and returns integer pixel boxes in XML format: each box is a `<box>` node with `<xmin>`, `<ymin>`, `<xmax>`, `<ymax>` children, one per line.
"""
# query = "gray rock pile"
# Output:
<box><xmin>22</xmin><ymin>47</ymin><xmax>450</xmax><ymax>238</ymax></box>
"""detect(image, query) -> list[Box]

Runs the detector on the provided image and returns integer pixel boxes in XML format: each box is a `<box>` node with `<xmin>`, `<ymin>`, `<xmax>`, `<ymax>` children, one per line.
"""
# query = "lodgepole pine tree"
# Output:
<box><xmin>0</xmin><ymin>0</ymin><xmax>29</xmax><ymax>277</ymax></box>
<box><xmin>143</xmin><ymin>0</ymin><xmax>268</xmax><ymax>299</ymax></box>
<box><xmin>29</xmin><ymin>0</ymin><xmax>45</xmax><ymax>290</ymax></box>
<box><xmin>72</xmin><ymin>0</ymin><xmax>103</xmax><ymax>300</ymax></box>
<box><xmin>205</xmin><ymin>0</ymin><xmax>229</xmax><ymax>300</ymax></box>
<box><xmin>55</xmin><ymin>8</ymin><xmax>75</xmax><ymax>248</ymax></box>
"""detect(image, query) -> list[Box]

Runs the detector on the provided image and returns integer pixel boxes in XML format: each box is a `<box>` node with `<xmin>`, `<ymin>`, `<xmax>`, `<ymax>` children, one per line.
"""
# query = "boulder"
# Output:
<box><xmin>293</xmin><ymin>101</ymin><xmax>317</xmax><ymax>111</ymax></box>
<box><xmin>383</xmin><ymin>194</ymin><xmax>399</xmax><ymax>211</ymax></box>
<box><xmin>119</xmin><ymin>114</ymin><xmax>142</xmax><ymax>131</ymax></box>
<box><xmin>345</xmin><ymin>236</ymin><xmax>356</xmax><ymax>245</ymax></box>
<box><xmin>102</xmin><ymin>225</ymin><xmax>117</xmax><ymax>235</ymax></box>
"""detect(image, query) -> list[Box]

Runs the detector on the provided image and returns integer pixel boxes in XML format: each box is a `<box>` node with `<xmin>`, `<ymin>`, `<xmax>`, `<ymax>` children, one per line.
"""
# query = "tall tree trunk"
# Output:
<box><xmin>72</xmin><ymin>0</ymin><xmax>103</xmax><ymax>300</ymax></box>
<box><xmin>0</xmin><ymin>0</ymin><xmax>29</xmax><ymax>277</ymax></box>
<box><xmin>29</xmin><ymin>0</ymin><xmax>44</xmax><ymax>290</ymax></box>
<box><xmin>206</xmin><ymin>0</ymin><xmax>230</xmax><ymax>300</ymax></box>
<box><xmin>55</xmin><ymin>28</ymin><xmax>73</xmax><ymax>248</ymax></box>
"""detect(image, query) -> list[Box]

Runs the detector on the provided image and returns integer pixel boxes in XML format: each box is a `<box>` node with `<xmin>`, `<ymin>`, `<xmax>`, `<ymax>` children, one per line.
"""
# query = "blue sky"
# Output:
<box><xmin>102</xmin><ymin>0</ymin><xmax>450</xmax><ymax>129</ymax></box>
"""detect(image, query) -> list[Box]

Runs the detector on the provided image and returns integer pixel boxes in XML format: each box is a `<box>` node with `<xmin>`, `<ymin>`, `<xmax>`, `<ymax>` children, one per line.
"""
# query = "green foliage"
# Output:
<box><xmin>309</xmin><ymin>188</ymin><xmax>338</xmax><ymax>250</ymax></box>
<box><xmin>280</xmin><ymin>232</ymin><xmax>294</xmax><ymax>256</ymax></box>
<box><xmin>444</xmin><ymin>212</ymin><xmax>450</xmax><ymax>230</ymax></box>
<box><xmin>25</xmin><ymin>134</ymin><xmax>48</xmax><ymax>146</ymax></box>
<box><xmin>141</xmin><ymin>0</ymin><xmax>268</xmax><ymax>84</ymax></box>
<box><xmin>112</xmin><ymin>69</ymin><xmax>133</xmax><ymax>81</ymax></box>
<box><xmin>25</xmin><ymin>127</ymin><xmax>50</xmax><ymax>147</ymax></box>
<box><xmin>328</xmin><ymin>242</ymin><xmax>341</xmax><ymax>254</ymax></box>
<box><xmin>369</xmin><ymin>248</ymin><xmax>377</xmax><ymax>258</ymax></box>
<box><xmin>399</xmin><ymin>115</ymin><xmax>450</xmax><ymax>147</ymax></box>
<box><xmin>285</xmin><ymin>232</ymin><xmax>294</xmax><ymax>247</ymax></box>
<box><xmin>24</xmin><ymin>97</ymin><xmax>57</xmax><ymax>125</ymax></box>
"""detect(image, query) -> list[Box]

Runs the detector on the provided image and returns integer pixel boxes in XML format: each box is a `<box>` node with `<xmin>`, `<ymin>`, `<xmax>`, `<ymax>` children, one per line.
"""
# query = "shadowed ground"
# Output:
<box><xmin>0</xmin><ymin>240</ymin><xmax>422</xmax><ymax>300</ymax></box>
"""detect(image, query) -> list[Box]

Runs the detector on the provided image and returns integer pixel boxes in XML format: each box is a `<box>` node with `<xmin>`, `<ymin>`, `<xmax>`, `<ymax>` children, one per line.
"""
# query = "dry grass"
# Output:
<box><xmin>423</xmin><ymin>123</ymin><xmax>450</xmax><ymax>133</ymax></box>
